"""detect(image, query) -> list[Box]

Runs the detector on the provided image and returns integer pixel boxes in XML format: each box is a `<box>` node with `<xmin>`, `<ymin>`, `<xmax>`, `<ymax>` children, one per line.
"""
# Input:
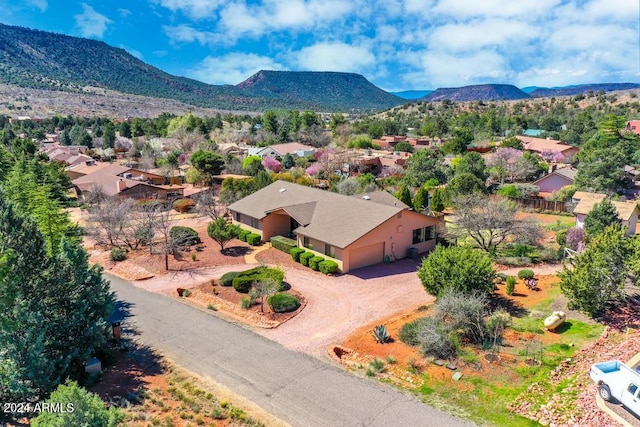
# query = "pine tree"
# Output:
<box><xmin>431</xmin><ymin>188</ymin><xmax>445</xmax><ymax>213</ymax></box>
<box><xmin>413</xmin><ymin>186</ymin><xmax>429</xmax><ymax>212</ymax></box>
<box><xmin>394</xmin><ymin>184</ymin><xmax>412</xmax><ymax>207</ymax></box>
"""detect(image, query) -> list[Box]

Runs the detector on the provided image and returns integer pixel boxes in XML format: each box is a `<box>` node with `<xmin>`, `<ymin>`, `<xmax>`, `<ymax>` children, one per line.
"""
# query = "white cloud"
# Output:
<box><xmin>163</xmin><ymin>24</ymin><xmax>219</xmax><ymax>45</ymax></box>
<box><xmin>74</xmin><ymin>3</ymin><xmax>112</xmax><ymax>38</ymax></box>
<box><xmin>26</xmin><ymin>0</ymin><xmax>47</xmax><ymax>12</ymax></box>
<box><xmin>152</xmin><ymin>0</ymin><xmax>227</xmax><ymax>20</ymax></box>
<box><xmin>295</xmin><ymin>42</ymin><xmax>376</xmax><ymax>73</ymax></box>
<box><xmin>428</xmin><ymin>19</ymin><xmax>536</xmax><ymax>53</ymax></box>
<box><xmin>189</xmin><ymin>53</ymin><xmax>287</xmax><ymax>85</ymax></box>
<box><xmin>117</xmin><ymin>8</ymin><xmax>131</xmax><ymax>17</ymax></box>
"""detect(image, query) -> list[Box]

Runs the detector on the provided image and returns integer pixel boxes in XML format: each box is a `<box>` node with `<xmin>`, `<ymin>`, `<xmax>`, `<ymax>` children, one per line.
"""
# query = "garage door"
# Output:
<box><xmin>349</xmin><ymin>242</ymin><xmax>385</xmax><ymax>271</ymax></box>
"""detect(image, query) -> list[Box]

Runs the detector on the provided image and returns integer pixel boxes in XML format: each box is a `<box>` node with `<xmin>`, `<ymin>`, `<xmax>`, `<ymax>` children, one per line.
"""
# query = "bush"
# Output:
<box><xmin>290</xmin><ymin>247</ymin><xmax>305</xmax><ymax>262</ymax></box>
<box><xmin>319</xmin><ymin>260</ymin><xmax>339</xmax><ymax>275</ymax></box>
<box><xmin>309</xmin><ymin>256</ymin><xmax>324</xmax><ymax>271</ymax></box>
<box><xmin>232</xmin><ymin>276</ymin><xmax>256</xmax><ymax>293</ymax></box>
<box><xmin>220</xmin><ymin>271</ymin><xmax>238</xmax><ymax>286</ymax></box>
<box><xmin>495</xmin><ymin>256</ymin><xmax>531</xmax><ymax>266</ymax></box>
<box><xmin>271</xmin><ymin>236</ymin><xmax>297</xmax><ymax>253</ymax></box>
<box><xmin>170</xmin><ymin>226</ymin><xmax>201</xmax><ymax>246</ymax></box>
<box><xmin>556</xmin><ymin>229</ymin><xmax>568</xmax><ymax>247</ymax></box>
<box><xmin>416</xmin><ymin>317</ymin><xmax>460</xmax><ymax>359</ymax></box>
<box><xmin>238</xmin><ymin>229</ymin><xmax>250</xmax><ymax>242</ymax></box>
<box><xmin>517</xmin><ymin>269</ymin><xmax>535</xmax><ymax>280</ymax></box>
<box><xmin>506</xmin><ymin>276</ymin><xmax>516</xmax><ymax>295</ymax></box>
<box><xmin>399</xmin><ymin>317</ymin><xmax>430</xmax><ymax>346</ymax></box>
<box><xmin>240</xmin><ymin>297</ymin><xmax>254</xmax><ymax>309</ymax></box>
<box><xmin>110</xmin><ymin>247</ymin><xmax>127</xmax><ymax>261</ymax></box>
<box><xmin>172</xmin><ymin>198</ymin><xmax>196</xmax><ymax>213</ymax></box>
<box><xmin>268</xmin><ymin>293</ymin><xmax>301</xmax><ymax>313</ymax></box>
<box><xmin>246</xmin><ymin>233</ymin><xmax>262</xmax><ymax>246</ymax></box>
<box><xmin>300</xmin><ymin>252</ymin><xmax>314</xmax><ymax>267</ymax></box>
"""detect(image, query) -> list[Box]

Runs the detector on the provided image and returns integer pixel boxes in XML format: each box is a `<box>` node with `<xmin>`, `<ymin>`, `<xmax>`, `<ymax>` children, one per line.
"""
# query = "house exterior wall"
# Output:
<box><xmin>575</xmin><ymin>213</ymin><xmax>586</xmax><ymax>229</ymax></box>
<box><xmin>535</xmin><ymin>174</ymin><xmax>573</xmax><ymax>193</ymax></box>
<box><xmin>66</xmin><ymin>170</ymin><xmax>86</xmax><ymax>180</ymax></box>
<box><xmin>261</xmin><ymin>212</ymin><xmax>291</xmax><ymax>240</ymax></box>
<box><xmin>340</xmin><ymin>210</ymin><xmax>439</xmax><ymax>272</ymax></box>
<box><xmin>624</xmin><ymin>211</ymin><xmax>638</xmax><ymax>236</ymax></box>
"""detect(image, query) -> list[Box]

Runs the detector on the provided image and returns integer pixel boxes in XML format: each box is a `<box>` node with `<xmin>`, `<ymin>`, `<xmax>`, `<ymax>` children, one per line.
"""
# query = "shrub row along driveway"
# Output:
<box><xmin>258</xmin><ymin>259</ymin><xmax>435</xmax><ymax>358</ymax></box>
<box><xmin>107</xmin><ymin>273</ymin><xmax>472</xmax><ymax>427</ymax></box>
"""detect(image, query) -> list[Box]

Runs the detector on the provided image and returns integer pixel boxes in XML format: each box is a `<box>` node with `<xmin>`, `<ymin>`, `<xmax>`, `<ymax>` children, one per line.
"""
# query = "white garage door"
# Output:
<box><xmin>349</xmin><ymin>242</ymin><xmax>385</xmax><ymax>270</ymax></box>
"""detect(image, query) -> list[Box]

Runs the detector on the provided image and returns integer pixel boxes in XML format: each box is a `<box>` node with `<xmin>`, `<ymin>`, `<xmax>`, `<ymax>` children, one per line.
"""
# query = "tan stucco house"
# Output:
<box><xmin>572</xmin><ymin>192</ymin><xmax>639</xmax><ymax>236</ymax></box>
<box><xmin>228</xmin><ymin>180</ymin><xmax>442</xmax><ymax>272</ymax></box>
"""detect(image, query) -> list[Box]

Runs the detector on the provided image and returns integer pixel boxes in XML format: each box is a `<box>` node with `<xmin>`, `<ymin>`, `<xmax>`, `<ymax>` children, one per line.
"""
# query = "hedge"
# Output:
<box><xmin>229</xmin><ymin>266</ymin><xmax>285</xmax><ymax>293</ymax></box>
<box><xmin>220</xmin><ymin>271</ymin><xmax>238</xmax><ymax>286</ymax></box>
<box><xmin>238</xmin><ymin>229</ymin><xmax>250</xmax><ymax>242</ymax></box>
<box><xmin>309</xmin><ymin>256</ymin><xmax>324</xmax><ymax>271</ymax></box>
<box><xmin>271</xmin><ymin>236</ymin><xmax>297</xmax><ymax>253</ymax></box>
<box><xmin>170</xmin><ymin>226</ymin><xmax>201</xmax><ymax>246</ymax></box>
<box><xmin>246</xmin><ymin>233</ymin><xmax>262</xmax><ymax>246</ymax></box>
<box><xmin>290</xmin><ymin>247</ymin><xmax>305</xmax><ymax>262</ymax></box>
<box><xmin>319</xmin><ymin>260</ymin><xmax>339</xmax><ymax>275</ymax></box>
<box><xmin>517</xmin><ymin>269</ymin><xmax>535</xmax><ymax>280</ymax></box>
<box><xmin>268</xmin><ymin>293</ymin><xmax>301</xmax><ymax>313</ymax></box>
<box><xmin>232</xmin><ymin>276</ymin><xmax>256</xmax><ymax>293</ymax></box>
<box><xmin>300</xmin><ymin>252</ymin><xmax>314</xmax><ymax>267</ymax></box>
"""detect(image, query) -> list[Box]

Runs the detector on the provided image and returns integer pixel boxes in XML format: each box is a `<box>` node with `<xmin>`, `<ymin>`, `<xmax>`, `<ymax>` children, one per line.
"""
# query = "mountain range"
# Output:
<box><xmin>0</xmin><ymin>23</ymin><xmax>638</xmax><ymax>114</ymax></box>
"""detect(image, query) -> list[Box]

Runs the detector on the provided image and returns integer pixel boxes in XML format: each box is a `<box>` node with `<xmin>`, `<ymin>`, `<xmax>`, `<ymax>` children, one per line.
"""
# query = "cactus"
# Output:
<box><xmin>373</xmin><ymin>325</ymin><xmax>390</xmax><ymax>343</ymax></box>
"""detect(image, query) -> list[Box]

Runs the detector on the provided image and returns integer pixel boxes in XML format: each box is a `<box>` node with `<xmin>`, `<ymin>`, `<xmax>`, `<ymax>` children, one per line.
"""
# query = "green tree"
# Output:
<box><xmin>207</xmin><ymin>217</ymin><xmax>241</xmax><ymax>251</ymax></box>
<box><xmin>102</xmin><ymin>122</ymin><xmax>116</xmax><ymax>148</ymax></box>
<box><xmin>69</xmin><ymin>125</ymin><xmax>92</xmax><ymax>147</ymax></box>
<box><xmin>263</xmin><ymin>110</ymin><xmax>279</xmax><ymax>134</ymax></box>
<box><xmin>403</xmin><ymin>149</ymin><xmax>447</xmax><ymax>187</ymax></box>
<box><xmin>281</xmin><ymin>153</ymin><xmax>295</xmax><ymax>169</ymax></box>
<box><xmin>446</xmin><ymin>172</ymin><xmax>487</xmax><ymax>198</ymax></box>
<box><xmin>500</xmin><ymin>136</ymin><xmax>524</xmax><ymax>149</ymax></box>
<box><xmin>119</xmin><ymin>121</ymin><xmax>132</xmax><ymax>138</ymax></box>
<box><xmin>242</xmin><ymin>155</ymin><xmax>265</xmax><ymax>176</ymax></box>
<box><xmin>347</xmin><ymin>135</ymin><xmax>378</xmax><ymax>149</ymax></box>
<box><xmin>455</xmin><ymin>152</ymin><xmax>487</xmax><ymax>181</ymax></box>
<box><xmin>584</xmin><ymin>199</ymin><xmax>620</xmax><ymax>237</ymax></box>
<box><xmin>431</xmin><ymin>188</ymin><xmax>445</xmax><ymax>213</ymax></box>
<box><xmin>393</xmin><ymin>141</ymin><xmax>414</xmax><ymax>153</ymax></box>
<box><xmin>559</xmin><ymin>225</ymin><xmax>632</xmax><ymax>317</ymax></box>
<box><xmin>394</xmin><ymin>184</ymin><xmax>412</xmax><ymax>207</ymax></box>
<box><xmin>190</xmin><ymin>150</ymin><xmax>225</xmax><ymax>182</ymax></box>
<box><xmin>417</xmin><ymin>245</ymin><xmax>495</xmax><ymax>297</ymax></box>
<box><xmin>31</xmin><ymin>380</ymin><xmax>123</xmax><ymax>427</ymax></box>
<box><xmin>413</xmin><ymin>186</ymin><xmax>429</xmax><ymax>212</ymax></box>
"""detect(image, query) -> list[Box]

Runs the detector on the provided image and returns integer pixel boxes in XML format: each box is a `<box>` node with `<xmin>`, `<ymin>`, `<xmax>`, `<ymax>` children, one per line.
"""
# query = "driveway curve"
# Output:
<box><xmin>107</xmin><ymin>273</ymin><xmax>473</xmax><ymax>427</ymax></box>
<box><xmin>259</xmin><ymin>259</ymin><xmax>435</xmax><ymax>357</ymax></box>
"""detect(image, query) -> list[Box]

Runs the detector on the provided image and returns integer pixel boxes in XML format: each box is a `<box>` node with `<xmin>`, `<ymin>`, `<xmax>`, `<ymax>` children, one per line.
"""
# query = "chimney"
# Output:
<box><xmin>116</xmin><ymin>179</ymin><xmax>127</xmax><ymax>193</ymax></box>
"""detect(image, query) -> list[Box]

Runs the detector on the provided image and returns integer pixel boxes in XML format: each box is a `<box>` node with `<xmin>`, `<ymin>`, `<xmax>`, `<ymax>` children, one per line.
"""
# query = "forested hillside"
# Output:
<box><xmin>423</xmin><ymin>84</ymin><xmax>530</xmax><ymax>102</ymax></box>
<box><xmin>0</xmin><ymin>24</ymin><xmax>400</xmax><ymax>112</ymax></box>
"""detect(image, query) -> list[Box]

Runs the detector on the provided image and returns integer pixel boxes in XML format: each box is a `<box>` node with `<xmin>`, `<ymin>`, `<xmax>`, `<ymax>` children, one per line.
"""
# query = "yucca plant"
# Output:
<box><xmin>372</xmin><ymin>325</ymin><xmax>390</xmax><ymax>343</ymax></box>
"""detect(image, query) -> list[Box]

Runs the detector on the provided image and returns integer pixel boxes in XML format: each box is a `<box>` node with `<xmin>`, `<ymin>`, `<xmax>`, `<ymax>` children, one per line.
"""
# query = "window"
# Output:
<box><xmin>413</xmin><ymin>226</ymin><xmax>437</xmax><ymax>244</ymax></box>
<box><xmin>628</xmin><ymin>383</ymin><xmax>638</xmax><ymax>396</ymax></box>
<box><xmin>324</xmin><ymin>244</ymin><xmax>336</xmax><ymax>258</ymax></box>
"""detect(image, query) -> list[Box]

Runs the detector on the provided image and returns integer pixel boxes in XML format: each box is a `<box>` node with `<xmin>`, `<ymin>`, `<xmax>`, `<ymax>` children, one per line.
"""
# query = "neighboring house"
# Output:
<box><xmin>626</xmin><ymin>120</ymin><xmax>640</xmax><ymax>136</ymax></box>
<box><xmin>533</xmin><ymin>166</ymin><xmax>577</xmax><ymax>198</ymax></box>
<box><xmin>43</xmin><ymin>144</ymin><xmax>92</xmax><ymax>166</ymax></box>
<box><xmin>228</xmin><ymin>180</ymin><xmax>442</xmax><ymax>273</ymax></box>
<box><xmin>248</xmin><ymin>142</ymin><xmax>316</xmax><ymax>158</ymax></box>
<box><xmin>572</xmin><ymin>192</ymin><xmax>639</xmax><ymax>235</ymax></box>
<box><xmin>66</xmin><ymin>162</ymin><xmax>166</xmax><ymax>185</ymax></box>
<box><xmin>516</xmin><ymin>136</ymin><xmax>579</xmax><ymax>163</ymax></box>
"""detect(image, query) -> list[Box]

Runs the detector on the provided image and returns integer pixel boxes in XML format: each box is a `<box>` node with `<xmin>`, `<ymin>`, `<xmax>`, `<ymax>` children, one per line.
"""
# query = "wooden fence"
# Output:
<box><xmin>516</xmin><ymin>198</ymin><xmax>572</xmax><ymax>213</ymax></box>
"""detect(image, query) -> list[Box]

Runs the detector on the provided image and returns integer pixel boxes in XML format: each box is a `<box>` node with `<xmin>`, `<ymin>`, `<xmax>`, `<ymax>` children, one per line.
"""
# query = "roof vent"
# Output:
<box><xmin>362</xmin><ymin>195</ymin><xmax>371</xmax><ymax>200</ymax></box>
<box><xmin>279</xmin><ymin>188</ymin><xmax>286</xmax><ymax>193</ymax></box>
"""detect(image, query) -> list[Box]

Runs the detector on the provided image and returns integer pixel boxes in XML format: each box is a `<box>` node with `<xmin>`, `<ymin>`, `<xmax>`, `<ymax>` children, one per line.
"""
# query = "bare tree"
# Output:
<box><xmin>448</xmin><ymin>194</ymin><xmax>542</xmax><ymax>252</ymax></box>
<box><xmin>195</xmin><ymin>190</ymin><xmax>226</xmax><ymax>220</ymax></box>
<box><xmin>251</xmin><ymin>279</ymin><xmax>281</xmax><ymax>313</ymax></box>
<box><xmin>84</xmin><ymin>183</ymin><xmax>108</xmax><ymax>206</ymax></box>
<box><xmin>86</xmin><ymin>197</ymin><xmax>140</xmax><ymax>249</ymax></box>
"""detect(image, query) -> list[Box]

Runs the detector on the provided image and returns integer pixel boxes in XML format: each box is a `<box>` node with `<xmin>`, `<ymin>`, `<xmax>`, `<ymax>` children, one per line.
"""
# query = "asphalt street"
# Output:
<box><xmin>107</xmin><ymin>273</ymin><xmax>473</xmax><ymax>427</ymax></box>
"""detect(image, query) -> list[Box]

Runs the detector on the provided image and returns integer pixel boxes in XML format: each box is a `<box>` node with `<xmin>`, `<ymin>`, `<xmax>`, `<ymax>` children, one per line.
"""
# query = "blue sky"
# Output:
<box><xmin>1</xmin><ymin>0</ymin><xmax>639</xmax><ymax>91</ymax></box>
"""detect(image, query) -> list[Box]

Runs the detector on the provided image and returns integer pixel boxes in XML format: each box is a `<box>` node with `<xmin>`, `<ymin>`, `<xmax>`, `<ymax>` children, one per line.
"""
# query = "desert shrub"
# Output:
<box><xmin>110</xmin><ymin>247</ymin><xmax>127</xmax><ymax>261</ymax></box>
<box><xmin>506</xmin><ymin>276</ymin><xmax>516</xmax><ymax>295</ymax></box>
<box><xmin>246</xmin><ymin>233</ymin><xmax>262</xmax><ymax>246</ymax></box>
<box><xmin>399</xmin><ymin>317</ymin><xmax>431</xmax><ymax>346</ymax></box>
<box><xmin>268</xmin><ymin>293</ymin><xmax>301</xmax><ymax>313</ymax></box>
<box><xmin>539</xmin><ymin>247</ymin><xmax>563</xmax><ymax>262</ymax></box>
<box><xmin>170</xmin><ymin>226</ymin><xmax>201</xmax><ymax>246</ymax></box>
<box><xmin>290</xmin><ymin>247</ymin><xmax>305</xmax><ymax>262</ymax></box>
<box><xmin>172</xmin><ymin>198</ymin><xmax>196</xmax><ymax>213</ymax></box>
<box><xmin>319</xmin><ymin>260</ymin><xmax>339</xmax><ymax>275</ymax></box>
<box><xmin>517</xmin><ymin>269</ymin><xmax>535</xmax><ymax>280</ymax></box>
<box><xmin>300</xmin><ymin>252</ymin><xmax>314</xmax><ymax>267</ymax></box>
<box><xmin>220</xmin><ymin>271</ymin><xmax>238</xmax><ymax>286</ymax></box>
<box><xmin>238</xmin><ymin>229</ymin><xmax>250</xmax><ymax>242</ymax></box>
<box><xmin>495</xmin><ymin>256</ymin><xmax>531</xmax><ymax>266</ymax></box>
<box><xmin>232</xmin><ymin>276</ymin><xmax>255</xmax><ymax>293</ymax></box>
<box><xmin>435</xmin><ymin>290</ymin><xmax>487</xmax><ymax>345</ymax></box>
<box><xmin>240</xmin><ymin>297</ymin><xmax>255</xmax><ymax>309</ymax></box>
<box><xmin>510</xmin><ymin>244</ymin><xmax>533</xmax><ymax>257</ymax></box>
<box><xmin>271</xmin><ymin>236</ymin><xmax>297</xmax><ymax>253</ymax></box>
<box><xmin>309</xmin><ymin>256</ymin><xmax>324</xmax><ymax>271</ymax></box>
<box><xmin>416</xmin><ymin>317</ymin><xmax>460</xmax><ymax>359</ymax></box>
<box><xmin>556</xmin><ymin>229</ymin><xmax>568</xmax><ymax>246</ymax></box>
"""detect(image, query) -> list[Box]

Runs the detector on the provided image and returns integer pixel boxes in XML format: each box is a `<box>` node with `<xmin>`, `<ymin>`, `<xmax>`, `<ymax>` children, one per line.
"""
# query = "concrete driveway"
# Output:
<box><xmin>107</xmin><ymin>273</ymin><xmax>472</xmax><ymax>427</ymax></box>
<box><xmin>259</xmin><ymin>259</ymin><xmax>435</xmax><ymax>358</ymax></box>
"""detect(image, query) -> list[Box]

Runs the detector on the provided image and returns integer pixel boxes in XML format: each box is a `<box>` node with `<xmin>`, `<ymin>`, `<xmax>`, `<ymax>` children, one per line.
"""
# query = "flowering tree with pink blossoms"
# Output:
<box><xmin>262</xmin><ymin>156</ymin><xmax>281</xmax><ymax>173</ymax></box>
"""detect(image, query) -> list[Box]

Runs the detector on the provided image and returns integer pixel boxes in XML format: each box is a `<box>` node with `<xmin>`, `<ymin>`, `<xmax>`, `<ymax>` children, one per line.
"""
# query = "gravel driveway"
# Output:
<box><xmin>258</xmin><ymin>259</ymin><xmax>435</xmax><ymax>358</ymax></box>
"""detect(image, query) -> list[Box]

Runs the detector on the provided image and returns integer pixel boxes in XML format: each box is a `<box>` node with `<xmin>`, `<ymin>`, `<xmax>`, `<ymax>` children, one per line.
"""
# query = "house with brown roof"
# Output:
<box><xmin>533</xmin><ymin>166</ymin><xmax>577</xmax><ymax>198</ymax></box>
<box><xmin>248</xmin><ymin>142</ymin><xmax>316</xmax><ymax>158</ymax></box>
<box><xmin>228</xmin><ymin>180</ymin><xmax>442</xmax><ymax>272</ymax></box>
<box><xmin>516</xmin><ymin>136</ymin><xmax>579</xmax><ymax>163</ymax></box>
<box><xmin>572</xmin><ymin>192</ymin><xmax>639</xmax><ymax>235</ymax></box>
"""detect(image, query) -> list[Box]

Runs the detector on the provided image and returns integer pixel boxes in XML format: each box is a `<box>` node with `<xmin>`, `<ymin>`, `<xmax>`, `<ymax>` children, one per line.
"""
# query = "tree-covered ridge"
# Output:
<box><xmin>423</xmin><ymin>84</ymin><xmax>530</xmax><ymax>102</ymax></box>
<box><xmin>0</xmin><ymin>24</ymin><xmax>401</xmax><ymax>112</ymax></box>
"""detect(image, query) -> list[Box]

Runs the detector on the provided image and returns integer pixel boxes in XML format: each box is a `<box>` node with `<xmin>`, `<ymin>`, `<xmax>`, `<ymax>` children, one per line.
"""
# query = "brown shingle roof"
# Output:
<box><xmin>573</xmin><ymin>197</ymin><xmax>639</xmax><ymax>221</ymax></box>
<box><xmin>228</xmin><ymin>181</ymin><xmax>409</xmax><ymax>248</ymax></box>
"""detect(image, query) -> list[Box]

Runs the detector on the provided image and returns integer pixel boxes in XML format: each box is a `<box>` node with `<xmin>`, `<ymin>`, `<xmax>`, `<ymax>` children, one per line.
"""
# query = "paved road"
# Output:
<box><xmin>107</xmin><ymin>274</ymin><xmax>473</xmax><ymax>427</ymax></box>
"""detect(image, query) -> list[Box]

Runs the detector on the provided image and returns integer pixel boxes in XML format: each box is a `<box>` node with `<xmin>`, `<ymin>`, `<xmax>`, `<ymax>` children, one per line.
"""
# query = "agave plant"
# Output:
<box><xmin>372</xmin><ymin>325</ymin><xmax>390</xmax><ymax>343</ymax></box>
